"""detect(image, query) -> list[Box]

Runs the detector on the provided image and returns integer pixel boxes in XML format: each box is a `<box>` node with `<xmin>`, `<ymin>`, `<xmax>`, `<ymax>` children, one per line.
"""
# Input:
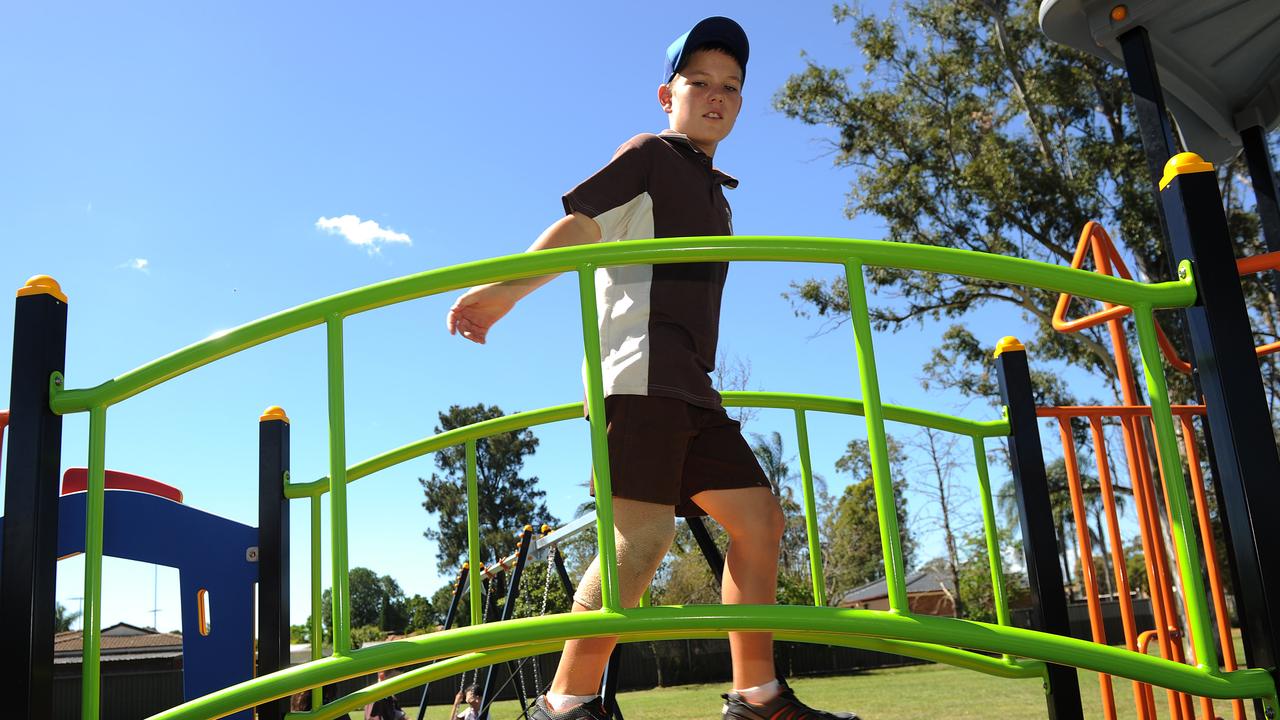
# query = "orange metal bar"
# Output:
<box><xmin>1054</xmin><ymin>222</ymin><xmax>1279</xmax><ymax>371</ymax></box>
<box><xmin>1180</xmin><ymin>414</ymin><xmax>1246</xmax><ymax>720</ymax></box>
<box><xmin>0</xmin><ymin>409</ymin><xmax>8</xmax><ymax>467</ymax></box>
<box><xmin>1059</xmin><ymin>417</ymin><xmax>1118</xmax><ymax>720</ymax></box>
<box><xmin>1087</xmin><ymin>416</ymin><xmax>1153</xmax><ymax>719</ymax></box>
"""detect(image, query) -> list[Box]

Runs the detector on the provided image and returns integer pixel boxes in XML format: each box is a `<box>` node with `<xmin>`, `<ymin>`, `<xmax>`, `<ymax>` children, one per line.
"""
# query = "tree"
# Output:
<box><xmin>419</xmin><ymin>404</ymin><xmax>555</xmax><ymax>573</ymax></box>
<box><xmin>910</xmin><ymin>426</ymin><xmax>973</xmax><ymax>617</ymax></box>
<box><xmin>403</xmin><ymin>594</ymin><xmax>438</xmax><ymax>634</ymax></box>
<box><xmin>55</xmin><ymin>602</ymin><xmax>80</xmax><ymax>633</ymax></box>
<box><xmin>321</xmin><ymin>567</ymin><xmax>411</xmax><ymax>642</ymax></box>
<box><xmin>825</xmin><ymin>436</ymin><xmax>916</xmax><ymax>597</ymax></box>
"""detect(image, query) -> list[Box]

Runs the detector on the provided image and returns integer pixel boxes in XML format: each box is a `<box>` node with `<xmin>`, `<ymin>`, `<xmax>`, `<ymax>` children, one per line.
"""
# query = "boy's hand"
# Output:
<box><xmin>446</xmin><ymin>283</ymin><xmax>521</xmax><ymax>344</ymax></box>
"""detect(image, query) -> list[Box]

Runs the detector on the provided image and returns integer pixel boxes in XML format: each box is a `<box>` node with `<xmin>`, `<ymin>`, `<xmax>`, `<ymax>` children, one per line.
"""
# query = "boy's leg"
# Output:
<box><xmin>688</xmin><ymin>486</ymin><xmax>785</xmax><ymax>690</ymax></box>
<box><xmin>548</xmin><ymin>497</ymin><xmax>676</xmax><ymax>698</ymax></box>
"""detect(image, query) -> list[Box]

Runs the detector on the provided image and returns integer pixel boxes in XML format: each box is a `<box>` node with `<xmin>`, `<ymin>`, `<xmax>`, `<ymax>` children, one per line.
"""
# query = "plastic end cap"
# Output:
<box><xmin>523</xmin><ymin>524</ymin><xmax>533</xmax><ymax>532</ymax></box>
<box><xmin>1160</xmin><ymin>152</ymin><xmax>1214</xmax><ymax>191</ymax></box>
<box><xmin>17</xmin><ymin>275</ymin><xmax>68</xmax><ymax>303</ymax></box>
<box><xmin>993</xmin><ymin>336</ymin><xmax>1025</xmax><ymax>358</ymax></box>
<box><xmin>1109</xmin><ymin>5</ymin><xmax>1128</xmax><ymax>21</ymax></box>
<box><xmin>260</xmin><ymin>406</ymin><xmax>290</xmax><ymax>424</ymax></box>
<box><xmin>540</xmin><ymin>523</ymin><xmax>551</xmax><ymax>534</ymax></box>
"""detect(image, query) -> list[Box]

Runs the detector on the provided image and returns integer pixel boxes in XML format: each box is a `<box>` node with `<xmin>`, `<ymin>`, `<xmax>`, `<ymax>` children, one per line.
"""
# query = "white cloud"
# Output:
<box><xmin>315</xmin><ymin>214</ymin><xmax>412</xmax><ymax>254</ymax></box>
<box><xmin>118</xmin><ymin>258</ymin><xmax>149</xmax><ymax>273</ymax></box>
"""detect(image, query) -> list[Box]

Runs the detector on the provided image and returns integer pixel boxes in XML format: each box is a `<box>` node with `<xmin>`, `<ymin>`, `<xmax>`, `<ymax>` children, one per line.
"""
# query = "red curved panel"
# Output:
<box><xmin>61</xmin><ymin>467</ymin><xmax>184</xmax><ymax>503</ymax></box>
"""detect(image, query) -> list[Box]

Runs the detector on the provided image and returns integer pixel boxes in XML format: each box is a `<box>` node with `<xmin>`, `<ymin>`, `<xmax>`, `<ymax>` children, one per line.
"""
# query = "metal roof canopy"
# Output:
<box><xmin>1040</xmin><ymin>0</ymin><xmax>1280</xmax><ymax>163</ymax></box>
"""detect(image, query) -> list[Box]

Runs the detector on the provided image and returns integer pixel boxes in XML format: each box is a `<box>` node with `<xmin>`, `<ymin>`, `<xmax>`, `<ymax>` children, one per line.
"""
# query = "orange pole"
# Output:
<box><xmin>1059</xmin><ymin>417</ymin><xmax>1118</xmax><ymax>720</ymax></box>
<box><xmin>0</xmin><ymin>409</ymin><xmax>8</xmax><ymax>467</ymax></box>
<box><xmin>1088</xmin><ymin>416</ymin><xmax>1152</xmax><ymax>720</ymax></box>
<box><xmin>1180</xmin><ymin>414</ymin><xmax>1246</xmax><ymax>720</ymax></box>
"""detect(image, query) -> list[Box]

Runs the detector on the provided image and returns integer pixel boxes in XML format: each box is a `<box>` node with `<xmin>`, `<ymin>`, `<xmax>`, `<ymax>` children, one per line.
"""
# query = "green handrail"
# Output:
<box><xmin>49</xmin><ymin>237</ymin><xmax>1196</xmax><ymax>415</ymax></box>
<box><xmin>41</xmin><ymin>237</ymin><xmax>1212</xmax><ymax>719</ymax></box>
<box><xmin>150</xmin><ymin>607</ymin><xmax>1274</xmax><ymax>720</ymax></box>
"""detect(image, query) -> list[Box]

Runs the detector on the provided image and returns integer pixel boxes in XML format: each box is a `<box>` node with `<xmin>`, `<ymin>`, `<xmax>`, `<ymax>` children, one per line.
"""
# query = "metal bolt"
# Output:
<box><xmin>1179</xmin><ymin>265</ymin><xmax>1188</xmax><ymax>279</ymax></box>
<box><xmin>53</xmin><ymin>375</ymin><xmax>62</xmax><ymax>386</ymax></box>
<box><xmin>283</xmin><ymin>471</ymin><xmax>291</xmax><ymax>483</ymax></box>
<box><xmin>246</xmin><ymin>547</ymin><xmax>259</xmax><ymax>562</ymax></box>
<box><xmin>1265</xmin><ymin>706</ymin><xmax>1275</xmax><ymax>720</ymax></box>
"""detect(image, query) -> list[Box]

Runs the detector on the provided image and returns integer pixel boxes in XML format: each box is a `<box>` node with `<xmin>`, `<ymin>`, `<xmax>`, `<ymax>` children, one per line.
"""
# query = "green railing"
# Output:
<box><xmin>43</xmin><ymin>236</ymin><xmax>1273</xmax><ymax>719</ymax></box>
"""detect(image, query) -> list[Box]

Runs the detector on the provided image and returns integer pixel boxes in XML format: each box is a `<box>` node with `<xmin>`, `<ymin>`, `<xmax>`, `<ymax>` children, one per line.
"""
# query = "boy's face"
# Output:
<box><xmin>658</xmin><ymin>48</ymin><xmax>743</xmax><ymax>157</ymax></box>
<box><xmin>466</xmin><ymin>690</ymin><xmax>481</xmax><ymax>706</ymax></box>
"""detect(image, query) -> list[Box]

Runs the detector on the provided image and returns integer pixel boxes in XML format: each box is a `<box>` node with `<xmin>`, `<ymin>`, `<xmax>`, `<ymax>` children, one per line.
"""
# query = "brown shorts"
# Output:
<box><xmin>589</xmin><ymin>395</ymin><xmax>770</xmax><ymax>518</ymax></box>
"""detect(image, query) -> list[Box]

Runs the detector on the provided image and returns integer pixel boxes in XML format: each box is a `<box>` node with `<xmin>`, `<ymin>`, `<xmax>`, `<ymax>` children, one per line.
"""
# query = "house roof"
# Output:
<box><xmin>55</xmin><ymin>622</ymin><xmax>183</xmax><ymax>661</ymax></box>
<box><xmin>836</xmin><ymin>568</ymin><xmax>956</xmax><ymax>605</ymax></box>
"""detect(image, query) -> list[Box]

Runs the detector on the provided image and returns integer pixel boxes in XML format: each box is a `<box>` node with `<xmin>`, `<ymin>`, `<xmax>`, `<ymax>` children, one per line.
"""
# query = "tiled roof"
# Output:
<box><xmin>55</xmin><ymin>623</ymin><xmax>182</xmax><ymax>657</ymax></box>
<box><xmin>836</xmin><ymin>568</ymin><xmax>957</xmax><ymax>605</ymax></box>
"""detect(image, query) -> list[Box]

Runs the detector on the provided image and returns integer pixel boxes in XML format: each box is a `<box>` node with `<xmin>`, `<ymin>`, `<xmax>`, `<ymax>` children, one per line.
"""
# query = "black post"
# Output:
<box><xmin>480</xmin><ymin>528</ymin><xmax>535</xmax><ymax>720</ymax></box>
<box><xmin>1241</xmin><ymin>125</ymin><xmax>1280</xmax><ymax>300</ymax></box>
<box><xmin>995</xmin><ymin>338</ymin><xmax>1084</xmax><ymax>720</ymax></box>
<box><xmin>416</xmin><ymin>565</ymin><xmax>471</xmax><ymax>720</ymax></box>
<box><xmin>686</xmin><ymin>516</ymin><xmax>725</xmax><ymax>585</ymax></box>
<box><xmin>1241</xmin><ymin>125</ymin><xmax>1280</xmax><ymax>256</ymax></box>
<box><xmin>601</xmin><ymin>648</ymin><xmax>625</xmax><ymax>719</ymax></box>
<box><xmin>1</xmin><ymin>276</ymin><xmax>68</xmax><ymax>720</ymax></box>
<box><xmin>550</xmin><ymin>546</ymin><xmax>575</xmax><ymax>598</ymax></box>
<box><xmin>1118</xmin><ymin>26</ymin><xmax>1179</xmax><ymax>280</ymax></box>
<box><xmin>256</xmin><ymin>407</ymin><xmax>291</xmax><ymax>720</ymax></box>
<box><xmin>1160</xmin><ymin>160</ymin><xmax>1280</xmax><ymax>720</ymax></box>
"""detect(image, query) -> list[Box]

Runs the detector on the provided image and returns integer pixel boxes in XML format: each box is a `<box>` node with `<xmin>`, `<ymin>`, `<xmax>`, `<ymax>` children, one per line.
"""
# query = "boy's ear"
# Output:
<box><xmin>657</xmin><ymin>82</ymin><xmax>673</xmax><ymax>113</ymax></box>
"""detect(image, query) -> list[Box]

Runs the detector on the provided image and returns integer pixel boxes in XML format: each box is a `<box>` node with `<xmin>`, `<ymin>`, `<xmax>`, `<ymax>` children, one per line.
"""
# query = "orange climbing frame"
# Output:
<box><xmin>1045</xmin><ymin>221</ymin><xmax>1258</xmax><ymax>720</ymax></box>
<box><xmin>1054</xmin><ymin>221</ymin><xmax>1280</xmax><ymax>373</ymax></box>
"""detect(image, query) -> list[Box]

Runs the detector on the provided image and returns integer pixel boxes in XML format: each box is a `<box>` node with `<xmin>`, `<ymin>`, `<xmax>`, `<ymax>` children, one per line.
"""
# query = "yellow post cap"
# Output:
<box><xmin>993</xmin><ymin>336</ymin><xmax>1025</xmax><ymax>358</ymax></box>
<box><xmin>16</xmin><ymin>275</ymin><xmax>68</xmax><ymax>303</ymax></box>
<box><xmin>523</xmin><ymin>524</ymin><xmax>533</xmax><ymax>532</ymax></box>
<box><xmin>540</xmin><ymin>524</ymin><xmax>551</xmax><ymax>534</ymax></box>
<box><xmin>1159</xmin><ymin>152</ymin><xmax>1214</xmax><ymax>191</ymax></box>
<box><xmin>260</xmin><ymin>406</ymin><xmax>290</xmax><ymax>424</ymax></box>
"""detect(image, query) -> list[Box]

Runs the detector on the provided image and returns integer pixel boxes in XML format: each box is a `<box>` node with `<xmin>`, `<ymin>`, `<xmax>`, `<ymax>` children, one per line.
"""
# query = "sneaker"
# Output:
<box><xmin>528</xmin><ymin>695</ymin><xmax>613</xmax><ymax>720</ymax></box>
<box><xmin>721</xmin><ymin>679</ymin><xmax>860</xmax><ymax>720</ymax></box>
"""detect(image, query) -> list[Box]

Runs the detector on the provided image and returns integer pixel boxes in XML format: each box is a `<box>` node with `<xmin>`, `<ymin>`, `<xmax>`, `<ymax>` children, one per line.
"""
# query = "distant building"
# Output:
<box><xmin>835</xmin><ymin>568</ymin><xmax>958</xmax><ymax>616</ymax></box>
<box><xmin>53</xmin><ymin>622</ymin><xmax>184</xmax><ymax>720</ymax></box>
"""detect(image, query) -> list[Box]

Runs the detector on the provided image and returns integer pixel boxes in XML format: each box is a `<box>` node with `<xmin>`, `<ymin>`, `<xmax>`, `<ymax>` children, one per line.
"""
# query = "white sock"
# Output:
<box><xmin>545</xmin><ymin>692</ymin><xmax>596</xmax><ymax>713</ymax></box>
<box><xmin>734</xmin><ymin>679</ymin><xmax>781</xmax><ymax>705</ymax></box>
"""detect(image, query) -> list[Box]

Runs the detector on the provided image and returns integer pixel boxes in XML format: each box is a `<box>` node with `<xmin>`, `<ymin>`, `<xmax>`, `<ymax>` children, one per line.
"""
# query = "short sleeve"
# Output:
<box><xmin>562</xmin><ymin>134</ymin><xmax>658</xmax><ymax>241</ymax></box>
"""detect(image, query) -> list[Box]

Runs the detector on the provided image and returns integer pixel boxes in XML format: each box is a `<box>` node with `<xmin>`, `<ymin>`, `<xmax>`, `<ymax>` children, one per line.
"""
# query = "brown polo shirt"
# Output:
<box><xmin>563</xmin><ymin>131</ymin><xmax>738</xmax><ymax>409</ymax></box>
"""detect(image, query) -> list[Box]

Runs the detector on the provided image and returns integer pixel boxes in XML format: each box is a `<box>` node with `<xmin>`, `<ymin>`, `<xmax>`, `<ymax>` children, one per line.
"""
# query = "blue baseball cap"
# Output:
<box><xmin>664</xmin><ymin>16</ymin><xmax>749</xmax><ymax>84</ymax></box>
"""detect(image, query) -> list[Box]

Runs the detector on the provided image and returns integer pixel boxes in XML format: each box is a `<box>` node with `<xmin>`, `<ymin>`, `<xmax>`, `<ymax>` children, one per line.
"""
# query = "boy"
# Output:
<box><xmin>450</xmin><ymin>685</ymin><xmax>481</xmax><ymax>720</ymax></box>
<box><xmin>446</xmin><ymin>17</ymin><xmax>858</xmax><ymax>720</ymax></box>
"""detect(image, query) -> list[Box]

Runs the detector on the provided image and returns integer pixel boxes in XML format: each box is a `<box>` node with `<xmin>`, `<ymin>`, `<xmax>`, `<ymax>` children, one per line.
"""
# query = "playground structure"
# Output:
<box><xmin>3</xmin><ymin>2</ymin><xmax>1280</xmax><ymax>719</ymax></box>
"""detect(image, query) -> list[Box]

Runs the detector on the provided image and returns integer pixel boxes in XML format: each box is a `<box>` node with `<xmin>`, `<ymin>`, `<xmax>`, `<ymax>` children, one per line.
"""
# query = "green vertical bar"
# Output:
<box><xmin>309</xmin><ymin>496</ymin><xmax>322</xmax><ymax>710</ymax></box>
<box><xmin>82</xmin><ymin>405</ymin><xmax>107</xmax><ymax>720</ymax></box>
<box><xmin>972</xmin><ymin>436</ymin><xmax>1011</xmax><ymax>629</ymax></box>
<box><xmin>844</xmin><ymin>260</ymin><xmax>908</xmax><ymax>612</ymax></box>
<box><xmin>577</xmin><ymin>264</ymin><xmax>620</xmax><ymax>612</ymax></box>
<box><xmin>793</xmin><ymin>409</ymin><xmax>827</xmax><ymax>607</ymax></box>
<box><xmin>325</xmin><ymin>314</ymin><xmax>352</xmax><ymax>655</ymax></box>
<box><xmin>466</xmin><ymin>439</ymin><xmax>482</xmax><ymax>626</ymax></box>
<box><xmin>1133</xmin><ymin>308</ymin><xmax>1216</xmax><ymax>671</ymax></box>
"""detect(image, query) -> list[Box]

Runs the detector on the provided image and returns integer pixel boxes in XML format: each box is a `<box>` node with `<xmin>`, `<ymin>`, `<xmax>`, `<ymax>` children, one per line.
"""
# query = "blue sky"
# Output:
<box><xmin>1</xmin><ymin>2</ymin><xmax>1107</xmax><ymax>634</ymax></box>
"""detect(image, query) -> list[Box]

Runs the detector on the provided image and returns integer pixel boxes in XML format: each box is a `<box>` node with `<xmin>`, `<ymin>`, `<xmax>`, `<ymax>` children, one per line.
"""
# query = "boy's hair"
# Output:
<box><xmin>464</xmin><ymin>684</ymin><xmax>480</xmax><ymax>697</ymax></box>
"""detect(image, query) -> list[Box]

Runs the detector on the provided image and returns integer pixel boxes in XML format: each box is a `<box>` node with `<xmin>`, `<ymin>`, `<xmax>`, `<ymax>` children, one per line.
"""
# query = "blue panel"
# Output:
<box><xmin>2</xmin><ymin>490</ymin><xmax>260</xmax><ymax>720</ymax></box>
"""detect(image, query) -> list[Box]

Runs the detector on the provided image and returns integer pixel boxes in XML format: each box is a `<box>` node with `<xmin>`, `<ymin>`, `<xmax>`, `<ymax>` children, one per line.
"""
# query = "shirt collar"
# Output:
<box><xmin>657</xmin><ymin>130</ymin><xmax>739</xmax><ymax>188</ymax></box>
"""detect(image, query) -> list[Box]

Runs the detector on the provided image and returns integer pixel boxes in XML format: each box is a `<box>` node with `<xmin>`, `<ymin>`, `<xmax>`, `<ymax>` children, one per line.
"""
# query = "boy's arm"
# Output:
<box><xmin>446</xmin><ymin>211</ymin><xmax>601</xmax><ymax>344</ymax></box>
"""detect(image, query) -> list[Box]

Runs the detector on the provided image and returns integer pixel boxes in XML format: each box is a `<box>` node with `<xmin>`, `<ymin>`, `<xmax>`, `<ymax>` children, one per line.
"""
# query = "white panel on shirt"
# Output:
<box><xmin>582</xmin><ymin>192</ymin><xmax>656</xmax><ymax>398</ymax></box>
